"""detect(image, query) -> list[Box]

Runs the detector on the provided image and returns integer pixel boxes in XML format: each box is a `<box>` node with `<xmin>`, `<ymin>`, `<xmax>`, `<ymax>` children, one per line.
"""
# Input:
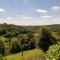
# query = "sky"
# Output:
<box><xmin>0</xmin><ymin>0</ymin><xmax>60</xmax><ymax>25</ymax></box>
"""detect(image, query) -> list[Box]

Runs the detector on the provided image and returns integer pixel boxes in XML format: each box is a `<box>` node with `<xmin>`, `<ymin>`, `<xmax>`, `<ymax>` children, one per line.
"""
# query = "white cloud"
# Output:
<box><xmin>0</xmin><ymin>8</ymin><xmax>5</xmax><ymax>12</ymax></box>
<box><xmin>16</xmin><ymin>15</ymin><xmax>32</xmax><ymax>20</ymax></box>
<box><xmin>41</xmin><ymin>15</ymin><xmax>52</xmax><ymax>19</ymax></box>
<box><xmin>51</xmin><ymin>6</ymin><xmax>59</xmax><ymax>11</ymax></box>
<box><xmin>6</xmin><ymin>17</ymin><xmax>12</xmax><ymax>20</ymax></box>
<box><xmin>36</xmin><ymin>9</ymin><xmax>47</xmax><ymax>13</ymax></box>
<box><xmin>23</xmin><ymin>16</ymin><xmax>32</xmax><ymax>20</ymax></box>
<box><xmin>0</xmin><ymin>15</ymin><xmax>60</xmax><ymax>26</ymax></box>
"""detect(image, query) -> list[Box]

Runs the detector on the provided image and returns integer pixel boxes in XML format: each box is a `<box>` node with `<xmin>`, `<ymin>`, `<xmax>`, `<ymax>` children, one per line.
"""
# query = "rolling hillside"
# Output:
<box><xmin>3</xmin><ymin>49</ymin><xmax>45</xmax><ymax>60</ymax></box>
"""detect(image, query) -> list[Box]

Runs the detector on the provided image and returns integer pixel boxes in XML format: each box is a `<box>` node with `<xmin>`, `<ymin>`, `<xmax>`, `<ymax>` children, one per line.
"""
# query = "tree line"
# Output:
<box><xmin>0</xmin><ymin>23</ymin><xmax>59</xmax><ymax>56</ymax></box>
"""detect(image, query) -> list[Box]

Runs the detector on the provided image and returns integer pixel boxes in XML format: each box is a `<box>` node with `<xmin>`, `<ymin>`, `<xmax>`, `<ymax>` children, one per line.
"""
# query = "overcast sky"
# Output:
<box><xmin>0</xmin><ymin>0</ymin><xmax>60</xmax><ymax>25</ymax></box>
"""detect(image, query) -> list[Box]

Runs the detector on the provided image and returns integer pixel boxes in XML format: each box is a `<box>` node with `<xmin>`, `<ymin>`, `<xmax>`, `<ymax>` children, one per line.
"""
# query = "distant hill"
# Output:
<box><xmin>0</xmin><ymin>23</ymin><xmax>60</xmax><ymax>32</ymax></box>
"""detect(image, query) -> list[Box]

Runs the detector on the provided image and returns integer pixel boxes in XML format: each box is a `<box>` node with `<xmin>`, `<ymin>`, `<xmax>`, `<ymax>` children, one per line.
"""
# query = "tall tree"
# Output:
<box><xmin>39</xmin><ymin>28</ymin><xmax>57</xmax><ymax>51</ymax></box>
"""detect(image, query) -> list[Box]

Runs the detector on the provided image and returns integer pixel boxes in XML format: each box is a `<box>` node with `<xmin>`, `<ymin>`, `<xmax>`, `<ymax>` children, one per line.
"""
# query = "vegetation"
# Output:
<box><xmin>46</xmin><ymin>42</ymin><xmax>60</xmax><ymax>60</ymax></box>
<box><xmin>0</xmin><ymin>23</ymin><xmax>60</xmax><ymax>60</ymax></box>
<box><xmin>39</xmin><ymin>28</ymin><xmax>57</xmax><ymax>51</ymax></box>
<box><xmin>3</xmin><ymin>49</ymin><xmax>45</xmax><ymax>60</ymax></box>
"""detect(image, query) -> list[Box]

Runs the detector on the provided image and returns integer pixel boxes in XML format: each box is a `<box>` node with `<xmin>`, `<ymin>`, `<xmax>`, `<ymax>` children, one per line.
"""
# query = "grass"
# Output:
<box><xmin>3</xmin><ymin>49</ymin><xmax>46</xmax><ymax>60</ymax></box>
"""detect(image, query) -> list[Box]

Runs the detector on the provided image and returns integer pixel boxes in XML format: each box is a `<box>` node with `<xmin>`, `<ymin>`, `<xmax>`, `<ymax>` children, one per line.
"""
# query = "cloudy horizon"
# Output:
<box><xmin>0</xmin><ymin>0</ymin><xmax>60</xmax><ymax>25</ymax></box>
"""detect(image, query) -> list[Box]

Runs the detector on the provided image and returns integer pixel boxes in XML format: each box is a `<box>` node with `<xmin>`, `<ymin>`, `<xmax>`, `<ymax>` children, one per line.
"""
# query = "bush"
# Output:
<box><xmin>46</xmin><ymin>42</ymin><xmax>60</xmax><ymax>60</ymax></box>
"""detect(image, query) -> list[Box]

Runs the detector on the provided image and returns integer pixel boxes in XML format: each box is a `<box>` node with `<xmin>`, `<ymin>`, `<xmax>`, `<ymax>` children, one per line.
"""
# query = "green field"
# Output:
<box><xmin>3</xmin><ymin>49</ymin><xmax>45</xmax><ymax>60</ymax></box>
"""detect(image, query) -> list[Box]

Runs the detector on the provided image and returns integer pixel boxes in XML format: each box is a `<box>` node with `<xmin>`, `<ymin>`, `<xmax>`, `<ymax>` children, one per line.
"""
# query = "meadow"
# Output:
<box><xmin>3</xmin><ymin>49</ymin><xmax>45</xmax><ymax>60</ymax></box>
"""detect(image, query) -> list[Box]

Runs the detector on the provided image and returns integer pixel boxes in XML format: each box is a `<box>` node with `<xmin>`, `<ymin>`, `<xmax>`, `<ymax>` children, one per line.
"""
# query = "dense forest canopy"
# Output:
<box><xmin>0</xmin><ymin>23</ymin><xmax>60</xmax><ymax>57</ymax></box>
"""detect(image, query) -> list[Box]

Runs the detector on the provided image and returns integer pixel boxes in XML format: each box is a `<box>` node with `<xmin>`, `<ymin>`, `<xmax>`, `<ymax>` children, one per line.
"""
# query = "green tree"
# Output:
<box><xmin>39</xmin><ymin>28</ymin><xmax>56</xmax><ymax>51</ymax></box>
<box><xmin>10</xmin><ymin>37</ymin><xmax>21</xmax><ymax>54</ymax></box>
<box><xmin>0</xmin><ymin>36</ymin><xmax>5</xmax><ymax>55</ymax></box>
<box><xmin>27</xmin><ymin>32</ymin><xmax>35</xmax><ymax>49</ymax></box>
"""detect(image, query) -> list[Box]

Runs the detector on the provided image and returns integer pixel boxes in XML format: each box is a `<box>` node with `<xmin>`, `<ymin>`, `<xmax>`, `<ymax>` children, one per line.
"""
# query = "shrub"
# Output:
<box><xmin>46</xmin><ymin>42</ymin><xmax>60</xmax><ymax>60</ymax></box>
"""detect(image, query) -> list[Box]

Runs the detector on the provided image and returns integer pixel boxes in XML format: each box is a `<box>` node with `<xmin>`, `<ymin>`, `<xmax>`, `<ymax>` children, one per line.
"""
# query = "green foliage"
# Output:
<box><xmin>39</xmin><ymin>28</ymin><xmax>57</xmax><ymax>51</ymax></box>
<box><xmin>10</xmin><ymin>37</ymin><xmax>21</xmax><ymax>54</ymax></box>
<box><xmin>0</xmin><ymin>36</ymin><xmax>5</xmax><ymax>55</ymax></box>
<box><xmin>0</xmin><ymin>23</ymin><xmax>59</xmax><ymax>59</ymax></box>
<box><xmin>27</xmin><ymin>32</ymin><xmax>35</xmax><ymax>49</ymax></box>
<box><xmin>46</xmin><ymin>43</ymin><xmax>60</xmax><ymax>60</ymax></box>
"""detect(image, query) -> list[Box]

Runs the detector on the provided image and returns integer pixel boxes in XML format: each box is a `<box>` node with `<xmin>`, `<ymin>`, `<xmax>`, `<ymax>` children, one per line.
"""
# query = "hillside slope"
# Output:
<box><xmin>3</xmin><ymin>49</ymin><xmax>45</xmax><ymax>60</ymax></box>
